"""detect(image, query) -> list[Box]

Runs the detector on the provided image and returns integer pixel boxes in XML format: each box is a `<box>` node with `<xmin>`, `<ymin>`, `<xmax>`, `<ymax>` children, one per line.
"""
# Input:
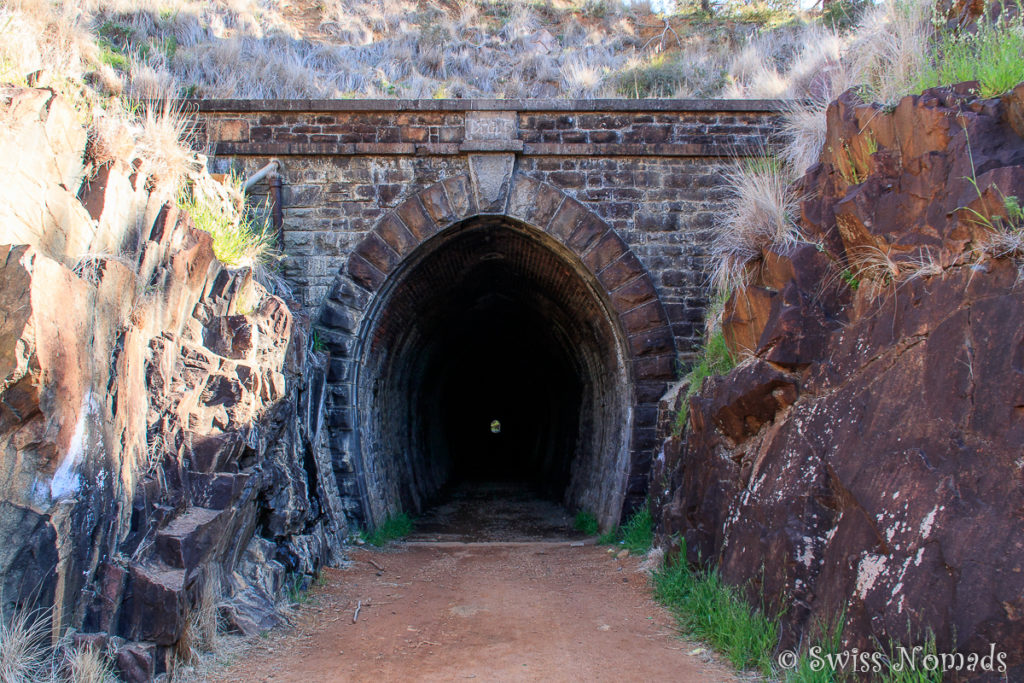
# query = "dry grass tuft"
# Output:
<box><xmin>177</xmin><ymin>574</ymin><xmax>222</xmax><ymax>665</ymax></box>
<box><xmin>711</xmin><ymin>156</ymin><xmax>800</xmax><ymax>293</ymax></box>
<box><xmin>61</xmin><ymin>643</ymin><xmax>115</xmax><ymax>683</ymax></box>
<box><xmin>846</xmin><ymin>0</ymin><xmax>933</xmax><ymax>106</ymax></box>
<box><xmin>0</xmin><ymin>608</ymin><xmax>52</xmax><ymax>682</ymax></box>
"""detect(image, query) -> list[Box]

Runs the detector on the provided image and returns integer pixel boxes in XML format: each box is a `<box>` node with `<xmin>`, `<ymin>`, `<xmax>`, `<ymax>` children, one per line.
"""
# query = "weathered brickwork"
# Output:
<box><xmin>190</xmin><ymin>99</ymin><xmax>785</xmax><ymax>525</ymax></box>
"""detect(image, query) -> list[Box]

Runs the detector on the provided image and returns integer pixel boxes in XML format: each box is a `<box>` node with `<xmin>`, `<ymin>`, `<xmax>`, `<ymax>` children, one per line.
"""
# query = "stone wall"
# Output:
<box><xmin>193</xmin><ymin>99</ymin><xmax>784</xmax><ymax>364</ymax></box>
<box><xmin>192</xmin><ymin>99</ymin><xmax>785</xmax><ymax>526</ymax></box>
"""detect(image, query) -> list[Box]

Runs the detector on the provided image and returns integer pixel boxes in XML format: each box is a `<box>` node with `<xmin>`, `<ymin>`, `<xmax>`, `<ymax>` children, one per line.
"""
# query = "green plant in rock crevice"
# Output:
<box><xmin>674</xmin><ymin>326</ymin><xmax>737</xmax><ymax>435</ymax></box>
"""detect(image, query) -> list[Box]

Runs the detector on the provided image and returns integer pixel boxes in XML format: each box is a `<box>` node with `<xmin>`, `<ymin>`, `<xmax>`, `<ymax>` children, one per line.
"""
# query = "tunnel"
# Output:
<box><xmin>353</xmin><ymin>216</ymin><xmax>633</xmax><ymax>530</ymax></box>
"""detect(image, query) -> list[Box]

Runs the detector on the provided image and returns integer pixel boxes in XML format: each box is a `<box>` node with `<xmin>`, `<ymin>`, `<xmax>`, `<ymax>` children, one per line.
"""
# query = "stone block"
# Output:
<box><xmin>352</xmin><ymin>232</ymin><xmax>399</xmax><ymax>276</ymax></box>
<box><xmin>581</xmin><ymin>229</ymin><xmax>626</xmax><ymax>272</ymax></box>
<box><xmin>468</xmin><ymin>153</ymin><xmax>515</xmax><ymax>213</ymax></box>
<box><xmin>375</xmin><ymin>213</ymin><xmax>417</xmax><ymax>257</ymax></box>
<box><xmin>547</xmin><ymin>197</ymin><xmax>586</xmax><ymax>245</ymax></box>
<box><xmin>610</xmin><ymin>276</ymin><xmax>657</xmax><ymax>313</ymax></box>
<box><xmin>418</xmin><ymin>182</ymin><xmax>456</xmax><ymax>228</ymax></box>
<box><xmin>396</xmin><ymin>195</ymin><xmax>439</xmax><ymax>242</ymax></box>
<box><xmin>505</xmin><ymin>174</ymin><xmax>541</xmax><ymax>224</ymax></box>
<box><xmin>629</xmin><ymin>326</ymin><xmax>674</xmax><ymax>357</ymax></box>
<box><xmin>598</xmin><ymin>252</ymin><xmax>647</xmax><ymax>292</ymax></box>
<box><xmin>346</xmin><ymin>252</ymin><xmax>385</xmax><ymax>292</ymax></box>
<box><xmin>441</xmin><ymin>175</ymin><xmax>477</xmax><ymax>220</ymax></box>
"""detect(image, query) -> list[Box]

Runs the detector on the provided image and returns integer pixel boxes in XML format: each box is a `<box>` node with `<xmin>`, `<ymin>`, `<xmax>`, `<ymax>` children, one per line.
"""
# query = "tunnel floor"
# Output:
<box><xmin>405</xmin><ymin>482</ymin><xmax>590</xmax><ymax>543</ymax></box>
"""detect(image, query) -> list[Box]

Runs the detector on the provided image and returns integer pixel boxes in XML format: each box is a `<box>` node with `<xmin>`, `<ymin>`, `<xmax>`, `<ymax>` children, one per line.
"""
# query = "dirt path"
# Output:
<box><xmin>211</xmin><ymin>541</ymin><xmax>737</xmax><ymax>682</ymax></box>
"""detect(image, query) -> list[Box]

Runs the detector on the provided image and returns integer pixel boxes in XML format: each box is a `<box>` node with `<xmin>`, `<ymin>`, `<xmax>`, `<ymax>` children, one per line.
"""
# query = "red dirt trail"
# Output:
<box><xmin>210</xmin><ymin>541</ymin><xmax>737</xmax><ymax>682</ymax></box>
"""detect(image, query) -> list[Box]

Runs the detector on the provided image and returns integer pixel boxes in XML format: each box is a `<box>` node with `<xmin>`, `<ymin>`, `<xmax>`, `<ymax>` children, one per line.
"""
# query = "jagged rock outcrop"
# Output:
<box><xmin>0</xmin><ymin>87</ymin><xmax>347</xmax><ymax>681</ymax></box>
<box><xmin>652</xmin><ymin>83</ymin><xmax>1024</xmax><ymax>679</ymax></box>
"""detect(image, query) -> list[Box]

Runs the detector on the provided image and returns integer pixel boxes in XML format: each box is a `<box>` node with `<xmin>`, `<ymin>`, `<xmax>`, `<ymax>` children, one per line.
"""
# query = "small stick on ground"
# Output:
<box><xmin>353</xmin><ymin>600</ymin><xmax>362</xmax><ymax>624</ymax></box>
<box><xmin>367</xmin><ymin>558</ymin><xmax>386</xmax><ymax>572</ymax></box>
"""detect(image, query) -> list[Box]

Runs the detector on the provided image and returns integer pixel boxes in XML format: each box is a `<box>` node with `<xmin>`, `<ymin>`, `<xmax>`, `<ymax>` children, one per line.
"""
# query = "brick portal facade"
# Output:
<box><xmin>191</xmin><ymin>99</ymin><xmax>785</xmax><ymax>526</ymax></box>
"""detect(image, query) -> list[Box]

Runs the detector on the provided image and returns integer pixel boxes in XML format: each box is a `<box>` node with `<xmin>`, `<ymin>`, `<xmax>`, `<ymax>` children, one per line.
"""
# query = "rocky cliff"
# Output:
<box><xmin>652</xmin><ymin>83</ymin><xmax>1024</xmax><ymax>678</ymax></box>
<box><xmin>0</xmin><ymin>86</ymin><xmax>347</xmax><ymax>680</ymax></box>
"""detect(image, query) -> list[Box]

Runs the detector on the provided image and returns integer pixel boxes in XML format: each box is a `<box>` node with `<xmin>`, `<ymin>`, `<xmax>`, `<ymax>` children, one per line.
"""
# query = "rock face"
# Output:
<box><xmin>652</xmin><ymin>84</ymin><xmax>1024</xmax><ymax>679</ymax></box>
<box><xmin>0</xmin><ymin>87</ymin><xmax>347</xmax><ymax>681</ymax></box>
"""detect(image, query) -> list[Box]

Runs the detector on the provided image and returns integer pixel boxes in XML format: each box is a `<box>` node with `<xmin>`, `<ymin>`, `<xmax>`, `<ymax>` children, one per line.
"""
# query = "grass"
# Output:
<box><xmin>653</xmin><ymin>544</ymin><xmax>778</xmax><ymax>677</ymax></box>
<box><xmin>597</xmin><ymin>505</ymin><xmax>653</xmax><ymax>554</ymax></box>
<box><xmin>363</xmin><ymin>512</ymin><xmax>414</xmax><ymax>546</ymax></box>
<box><xmin>63</xmin><ymin>643</ymin><xmax>117</xmax><ymax>683</ymax></box>
<box><xmin>782</xmin><ymin>613</ymin><xmax>844</xmax><ymax>682</ymax></box>
<box><xmin>711</xmin><ymin>156</ymin><xmax>800</xmax><ymax>295</ymax></box>
<box><xmin>573</xmin><ymin>510</ymin><xmax>599</xmax><ymax>536</ymax></box>
<box><xmin>0</xmin><ymin>608</ymin><xmax>52</xmax><ymax>682</ymax></box>
<box><xmin>285</xmin><ymin>573</ymin><xmax>315</xmax><ymax>606</ymax></box>
<box><xmin>620</xmin><ymin>506</ymin><xmax>653</xmax><ymax>554</ymax></box>
<box><xmin>675</xmin><ymin>328</ymin><xmax>737</xmax><ymax>433</ymax></box>
<box><xmin>915</xmin><ymin>0</ymin><xmax>1024</xmax><ymax>99</ymax></box>
<box><xmin>177</xmin><ymin>174</ymin><xmax>278</xmax><ymax>270</ymax></box>
<box><xmin>178</xmin><ymin>575</ymin><xmax>222</xmax><ymax>665</ymax></box>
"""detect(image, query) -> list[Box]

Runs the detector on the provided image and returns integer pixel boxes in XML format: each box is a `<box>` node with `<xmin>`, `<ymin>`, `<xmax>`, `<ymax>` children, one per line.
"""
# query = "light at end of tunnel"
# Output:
<box><xmin>490</xmin><ymin>419</ymin><xmax>501</xmax><ymax>434</ymax></box>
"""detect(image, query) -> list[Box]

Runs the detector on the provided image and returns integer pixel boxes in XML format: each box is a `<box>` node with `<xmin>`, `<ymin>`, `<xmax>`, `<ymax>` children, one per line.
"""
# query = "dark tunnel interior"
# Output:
<box><xmin>356</xmin><ymin>217</ymin><xmax>629</xmax><ymax>528</ymax></box>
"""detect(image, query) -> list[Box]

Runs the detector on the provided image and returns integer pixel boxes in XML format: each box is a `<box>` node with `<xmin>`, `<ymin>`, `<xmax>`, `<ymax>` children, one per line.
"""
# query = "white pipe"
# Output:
<box><xmin>243</xmin><ymin>159</ymin><xmax>280</xmax><ymax>191</ymax></box>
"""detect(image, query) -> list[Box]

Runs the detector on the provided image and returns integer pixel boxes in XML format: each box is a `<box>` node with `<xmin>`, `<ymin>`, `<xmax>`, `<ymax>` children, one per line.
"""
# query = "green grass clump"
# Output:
<box><xmin>364</xmin><ymin>512</ymin><xmax>414</xmax><ymax>546</ymax></box>
<box><xmin>597</xmin><ymin>506</ymin><xmax>653</xmax><ymax>553</ymax></box>
<box><xmin>177</xmin><ymin>177</ymin><xmax>277</xmax><ymax>269</ymax></box>
<box><xmin>653</xmin><ymin>545</ymin><xmax>778</xmax><ymax>677</ymax></box>
<box><xmin>674</xmin><ymin>328</ymin><xmax>737</xmax><ymax>434</ymax></box>
<box><xmin>573</xmin><ymin>510</ymin><xmax>599</xmax><ymax>536</ymax></box>
<box><xmin>783</xmin><ymin>614</ymin><xmax>844</xmax><ymax>682</ymax></box>
<box><xmin>614</xmin><ymin>53</ymin><xmax>726</xmax><ymax>99</ymax></box>
<box><xmin>915</xmin><ymin>1</ymin><xmax>1024</xmax><ymax>99</ymax></box>
<box><xmin>621</xmin><ymin>506</ymin><xmax>653</xmax><ymax>554</ymax></box>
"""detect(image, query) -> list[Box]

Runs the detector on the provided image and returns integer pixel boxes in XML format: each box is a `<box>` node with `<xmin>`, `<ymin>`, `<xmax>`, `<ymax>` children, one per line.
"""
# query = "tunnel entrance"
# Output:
<box><xmin>354</xmin><ymin>216</ymin><xmax>632</xmax><ymax>532</ymax></box>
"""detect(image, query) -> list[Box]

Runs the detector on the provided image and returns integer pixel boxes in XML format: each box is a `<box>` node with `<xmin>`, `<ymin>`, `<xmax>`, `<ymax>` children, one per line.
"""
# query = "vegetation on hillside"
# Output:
<box><xmin>1</xmin><ymin>0</ymin><xmax>873</xmax><ymax>101</ymax></box>
<box><xmin>0</xmin><ymin>0</ymin><xmax>279</xmax><ymax>271</ymax></box>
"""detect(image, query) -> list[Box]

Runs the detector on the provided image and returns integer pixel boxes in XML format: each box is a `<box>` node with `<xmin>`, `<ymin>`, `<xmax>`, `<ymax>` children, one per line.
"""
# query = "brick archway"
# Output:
<box><xmin>318</xmin><ymin>171</ymin><xmax>674</xmax><ymax>528</ymax></box>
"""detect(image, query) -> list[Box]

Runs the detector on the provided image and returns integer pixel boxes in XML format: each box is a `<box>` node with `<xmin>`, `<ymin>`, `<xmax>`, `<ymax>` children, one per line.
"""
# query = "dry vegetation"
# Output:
<box><xmin>1</xmin><ymin>0</ymin><xmax>868</xmax><ymax>101</ymax></box>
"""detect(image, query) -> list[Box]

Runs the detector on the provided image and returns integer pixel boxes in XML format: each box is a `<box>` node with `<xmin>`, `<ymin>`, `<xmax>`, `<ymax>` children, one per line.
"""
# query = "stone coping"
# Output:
<box><xmin>186</xmin><ymin>98</ymin><xmax>791</xmax><ymax>113</ymax></box>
